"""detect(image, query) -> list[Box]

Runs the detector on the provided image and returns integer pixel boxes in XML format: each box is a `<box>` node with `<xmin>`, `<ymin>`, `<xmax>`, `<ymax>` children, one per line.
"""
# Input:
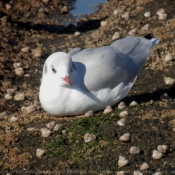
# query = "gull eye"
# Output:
<box><xmin>51</xmin><ymin>67</ymin><xmax>56</xmax><ymax>73</ymax></box>
<box><xmin>70</xmin><ymin>68</ymin><xmax>73</xmax><ymax>73</ymax></box>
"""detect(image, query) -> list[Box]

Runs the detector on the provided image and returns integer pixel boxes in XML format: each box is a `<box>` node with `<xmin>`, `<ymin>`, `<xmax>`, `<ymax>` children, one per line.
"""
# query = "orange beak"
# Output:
<box><xmin>62</xmin><ymin>76</ymin><xmax>71</xmax><ymax>86</ymax></box>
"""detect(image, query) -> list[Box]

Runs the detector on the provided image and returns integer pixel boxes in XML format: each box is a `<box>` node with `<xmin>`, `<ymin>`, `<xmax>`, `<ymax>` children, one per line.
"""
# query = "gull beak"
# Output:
<box><xmin>62</xmin><ymin>75</ymin><xmax>71</xmax><ymax>86</ymax></box>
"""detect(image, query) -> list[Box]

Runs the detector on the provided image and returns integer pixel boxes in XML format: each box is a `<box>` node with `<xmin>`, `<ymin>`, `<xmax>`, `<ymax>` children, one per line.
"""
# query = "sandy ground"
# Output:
<box><xmin>0</xmin><ymin>0</ymin><xmax>175</xmax><ymax>174</ymax></box>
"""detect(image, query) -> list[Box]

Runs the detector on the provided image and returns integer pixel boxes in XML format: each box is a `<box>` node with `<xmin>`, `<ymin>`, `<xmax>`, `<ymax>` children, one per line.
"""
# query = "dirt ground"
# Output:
<box><xmin>0</xmin><ymin>0</ymin><xmax>175</xmax><ymax>174</ymax></box>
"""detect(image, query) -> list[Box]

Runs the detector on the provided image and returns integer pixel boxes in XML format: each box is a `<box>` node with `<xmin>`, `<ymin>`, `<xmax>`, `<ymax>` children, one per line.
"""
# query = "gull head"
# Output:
<box><xmin>42</xmin><ymin>52</ymin><xmax>76</xmax><ymax>87</ymax></box>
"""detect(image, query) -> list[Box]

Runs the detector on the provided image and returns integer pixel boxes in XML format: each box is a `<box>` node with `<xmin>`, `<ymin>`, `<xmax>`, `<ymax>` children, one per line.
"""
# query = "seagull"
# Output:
<box><xmin>39</xmin><ymin>36</ymin><xmax>159</xmax><ymax>116</ymax></box>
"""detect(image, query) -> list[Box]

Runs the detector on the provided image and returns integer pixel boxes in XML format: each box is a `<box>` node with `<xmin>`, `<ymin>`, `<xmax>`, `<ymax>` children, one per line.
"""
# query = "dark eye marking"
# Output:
<box><xmin>51</xmin><ymin>67</ymin><xmax>56</xmax><ymax>73</ymax></box>
<box><xmin>44</xmin><ymin>64</ymin><xmax>47</xmax><ymax>74</ymax></box>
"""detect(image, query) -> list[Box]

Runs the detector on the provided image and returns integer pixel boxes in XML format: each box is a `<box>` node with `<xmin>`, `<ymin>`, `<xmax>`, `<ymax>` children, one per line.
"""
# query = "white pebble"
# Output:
<box><xmin>141</xmin><ymin>24</ymin><xmax>149</xmax><ymax>31</ymax></box>
<box><xmin>62</xmin><ymin>129</ymin><xmax>67</xmax><ymax>136</ymax></box>
<box><xmin>129</xmin><ymin>101</ymin><xmax>138</xmax><ymax>107</ymax></box>
<box><xmin>41</xmin><ymin>128</ymin><xmax>51</xmax><ymax>137</ymax></box>
<box><xmin>133</xmin><ymin>170</ymin><xmax>143</xmax><ymax>175</ymax></box>
<box><xmin>144</xmin><ymin>11</ymin><xmax>151</xmax><ymax>18</ymax></box>
<box><xmin>103</xmin><ymin>105</ymin><xmax>113</xmax><ymax>114</ymax></box>
<box><xmin>113</xmin><ymin>9</ymin><xmax>119</xmax><ymax>15</ymax></box>
<box><xmin>122</xmin><ymin>12</ymin><xmax>129</xmax><ymax>20</ymax></box>
<box><xmin>117</xmin><ymin>171</ymin><xmax>125</xmax><ymax>175</ymax></box>
<box><xmin>75</xmin><ymin>31</ymin><xmax>81</xmax><ymax>36</ymax></box>
<box><xmin>13</xmin><ymin>62</ymin><xmax>21</xmax><ymax>69</ymax></box>
<box><xmin>152</xmin><ymin>172</ymin><xmax>162</xmax><ymax>175</ymax></box>
<box><xmin>101</xmin><ymin>21</ymin><xmax>108</xmax><ymax>27</ymax></box>
<box><xmin>10</xmin><ymin>116</ymin><xmax>18</xmax><ymax>122</ymax></box>
<box><xmin>157</xmin><ymin>145</ymin><xmax>168</xmax><ymax>153</ymax></box>
<box><xmin>15</xmin><ymin>67</ymin><xmax>24</xmax><ymax>76</ymax></box>
<box><xmin>128</xmin><ymin>29</ymin><xmax>137</xmax><ymax>36</ymax></box>
<box><xmin>140</xmin><ymin>162</ymin><xmax>149</xmax><ymax>170</ymax></box>
<box><xmin>165</xmin><ymin>53</ymin><xmax>174</xmax><ymax>62</ymax></box>
<box><xmin>118</xmin><ymin>101</ymin><xmax>126</xmax><ymax>109</ymax></box>
<box><xmin>119</xmin><ymin>133</ymin><xmax>130</xmax><ymax>142</ymax></box>
<box><xmin>156</xmin><ymin>8</ymin><xmax>166</xmax><ymax>15</ymax></box>
<box><xmin>4</xmin><ymin>94</ymin><xmax>13</xmax><ymax>100</ymax></box>
<box><xmin>164</xmin><ymin>77</ymin><xmax>175</xmax><ymax>85</ymax></box>
<box><xmin>119</xmin><ymin>111</ymin><xmax>128</xmax><ymax>117</ymax></box>
<box><xmin>130</xmin><ymin>146</ymin><xmax>140</xmax><ymax>154</ymax></box>
<box><xmin>21</xmin><ymin>46</ymin><xmax>30</xmax><ymax>53</ymax></box>
<box><xmin>7</xmin><ymin>88</ymin><xmax>16</xmax><ymax>95</ymax></box>
<box><xmin>118</xmin><ymin>156</ymin><xmax>129</xmax><ymax>168</ymax></box>
<box><xmin>25</xmin><ymin>105</ymin><xmax>36</xmax><ymax>113</ymax></box>
<box><xmin>117</xmin><ymin>118</ymin><xmax>126</xmax><ymax>126</ymax></box>
<box><xmin>152</xmin><ymin>150</ymin><xmax>163</xmax><ymax>159</ymax></box>
<box><xmin>36</xmin><ymin>148</ymin><xmax>45</xmax><ymax>157</ymax></box>
<box><xmin>5</xmin><ymin>4</ymin><xmax>12</xmax><ymax>10</ymax></box>
<box><xmin>85</xmin><ymin>110</ymin><xmax>94</xmax><ymax>117</ymax></box>
<box><xmin>84</xmin><ymin>133</ymin><xmax>96</xmax><ymax>143</ymax></box>
<box><xmin>32</xmin><ymin>47</ymin><xmax>43</xmax><ymax>58</ymax></box>
<box><xmin>46</xmin><ymin>121</ymin><xmax>55</xmax><ymax>130</ymax></box>
<box><xmin>112</xmin><ymin>32</ymin><xmax>120</xmax><ymax>40</ymax></box>
<box><xmin>158</xmin><ymin>13</ymin><xmax>167</xmax><ymax>20</ymax></box>
<box><xmin>53</xmin><ymin>124</ymin><xmax>63</xmax><ymax>131</ymax></box>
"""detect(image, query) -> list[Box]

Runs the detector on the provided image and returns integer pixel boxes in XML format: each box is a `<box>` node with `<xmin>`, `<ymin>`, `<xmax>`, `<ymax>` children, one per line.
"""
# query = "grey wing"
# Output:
<box><xmin>68</xmin><ymin>47</ymin><xmax>81</xmax><ymax>57</ymax></box>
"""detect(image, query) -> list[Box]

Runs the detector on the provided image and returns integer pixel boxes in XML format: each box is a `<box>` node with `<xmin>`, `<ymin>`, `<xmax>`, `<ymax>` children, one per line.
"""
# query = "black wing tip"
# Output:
<box><xmin>144</xmin><ymin>33</ymin><xmax>154</xmax><ymax>40</ymax></box>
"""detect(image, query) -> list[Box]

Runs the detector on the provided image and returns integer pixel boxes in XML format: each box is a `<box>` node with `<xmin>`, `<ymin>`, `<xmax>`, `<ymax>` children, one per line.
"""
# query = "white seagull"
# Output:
<box><xmin>39</xmin><ymin>36</ymin><xmax>159</xmax><ymax>116</ymax></box>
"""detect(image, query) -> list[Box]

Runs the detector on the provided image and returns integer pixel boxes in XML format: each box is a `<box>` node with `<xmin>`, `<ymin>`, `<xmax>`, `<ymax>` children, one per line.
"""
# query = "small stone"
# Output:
<box><xmin>101</xmin><ymin>21</ymin><xmax>108</xmax><ymax>27</ymax></box>
<box><xmin>112</xmin><ymin>32</ymin><xmax>120</xmax><ymax>40</ymax></box>
<box><xmin>122</xmin><ymin>12</ymin><xmax>129</xmax><ymax>20</ymax></box>
<box><xmin>13</xmin><ymin>62</ymin><xmax>21</xmax><ymax>69</ymax></box>
<box><xmin>133</xmin><ymin>170</ymin><xmax>143</xmax><ymax>175</ymax></box>
<box><xmin>24</xmin><ymin>74</ymin><xmax>31</xmax><ymax>78</ymax></box>
<box><xmin>25</xmin><ymin>105</ymin><xmax>36</xmax><ymax>113</ymax></box>
<box><xmin>7</xmin><ymin>88</ymin><xmax>16</xmax><ymax>95</ymax></box>
<box><xmin>128</xmin><ymin>29</ymin><xmax>137</xmax><ymax>36</ymax></box>
<box><xmin>27</xmin><ymin>127</ymin><xmax>38</xmax><ymax>132</ymax></box>
<box><xmin>62</xmin><ymin>129</ymin><xmax>67</xmax><ymax>136</ymax></box>
<box><xmin>14</xmin><ymin>92</ymin><xmax>25</xmax><ymax>101</ymax></box>
<box><xmin>85</xmin><ymin>110</ymin><xmax>94</xmax><ymax>117</ymax></box>
<box><xmin>152</xmin><ymin>172</ymin><xmax>162</xmax><ymax>175</ymax></box>
<box><xmin>42</xmin><ymin>0</ymin><xmax>50</xmax><ymax>4</ymax></box>
<box><xmin>61</xmin><ymin>6</ymin><xmax>69</xmax><ymax>13</ymax></box>
<box><xmin>21</xmin><ymin>46</ymin><xmax>30</xmax><ymax>53</ymax></box>
<box><xmin>75</xmin><ymin>31</ymin><xmax>81</xmax><ymax>36</ymax></box>
<box><xmin>118</xmin><ymin>156</ymin><xmax>129</xmax><ymax>168</ymax></box>
<box><xmin>164</xmin><ymin>77</ymin><xmax>175</xmax><ymax>85</ymax></box>
<box><xmin>4</xmin><ymin>94</ymin><xmax>13</xmax><ymax>100</ymax></box>
<box><xmin>158</xmin><ymin>13</ymin><xmax>167</xmax><ymax>20</ymax></box>
<box><xmin>10</xmin><ymin>116</ymin><xmax>18</xmax><ymax>122</ymax></box>
<box><xmin>144</xmin><ymin>11</ymin><xmax>151</xmax><ymax>18</ymax></box>
<box><xmin>141</xmin><ymin>24</ymin><xmax>149</xmax><ymax>31</ymax></box>
<box><xmin>32</xmin><ymin>47</ymin><xmax>43</xmax><ymax>58</ymax></box>
<box><xmin>119</xmin><ymin>111</ymin><xmax>128</xmax><ymax>117</ymax></box>
<box><xmin>156</xmin><ymin>8</ymin><xmax>166</xmax><ymax>15</ymax></box>
<box><xmin>53</xmin><ymin>124</ymin><xmax>63</xmax><ymax>131</ymax></box>
<box><xmin>15</xmin><ymin>67</ymin><xmax>24</xmax><ymax>76</ymax></box>
<box><xmin>165</xmin><ymin>53</ymin><xmax>174</xmax><ymax>62</ymax></box>
<box><xmin>46</xmin><ymin>121</ymin><xmax>55</xmax><ymax>130</ymax></box>
<box><xmin>113</xmin><ymin>9</ymin><xmax>119</xmax><ymax>15</ymax></box>
<box><xmin>140</xmin><ymin>162</ymin><xmax>149</xmax><ymax>170</ymax></box>
<box><xmin>5</xmin><ymin>4</ymin><xmax>12</xmax><ymax>10</ymax></box>
<box><xmin>119</xmin><ymin>133</ymin><xmax>130</xmax><ymax>142</ymax></box>
<box><xmin>157</xmin><ymin>145</ymin><xmax>168</xmax><ymax>153</ymax></box>
<box><xmin>103</xmin><ymin>105</ymin><xmax>113</xmax><ymax>114</ymax></box>
<box><xmin>117</xmin><ymin>118</ymin><xmax>126</xmax><ymax>126</ymax></box>
<box><xmin>118</xmin><ymin>101</ymin><xmax>126</xmax><ymax>109</ymax></box>
<box><xmin>117</xmin><ymin>171</ymin><xmax>125</xmax><ymax>175</ymax></box>
<box><xmin>129</xmin><ymin>101</ymin><xmax>138</xmax><ymax>107</ymax></box>
<box><xmin>41</xmin><ymin>128</ymin><xmax>51</xmax><ymax>138</ymax></box>
<box><xmin>84</xmin><ymin>133</ymin><xmax>96</xmax><ymax>143</ymax></box>
<box><xmin>130</xmin><ymin>146</ymin><xmax>140</xmax><ymax>154</ymax></box>
<box><xmin>152</xmin><ymin>150</ymin><xmax>163</xmax><ymax>159</ymax></box>
<box><xmin>2</xmin><ymin>81</ymin><xmax>12</xmax><ymax>89</ymax></box>
<box><xmin>36</xmin><ymin>148</ymin><xmax>45</xmax><ymax>158</ymax></box>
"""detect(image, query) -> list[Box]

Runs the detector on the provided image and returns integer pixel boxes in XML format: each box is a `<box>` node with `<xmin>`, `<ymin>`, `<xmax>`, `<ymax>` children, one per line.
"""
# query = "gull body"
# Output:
<box><xmin>39</xmin><ymin>36</ymin><xmax>159</xmax><ymax>116</ymax></box>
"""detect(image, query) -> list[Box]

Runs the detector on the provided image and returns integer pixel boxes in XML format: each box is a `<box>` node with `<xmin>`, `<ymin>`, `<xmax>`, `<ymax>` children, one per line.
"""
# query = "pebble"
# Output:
<box><xmin>24</xmin><ymin>74</ymin><xmax>31</xmax><ymax>78</ymax></box>
<box><xmin>75</xmin><ymin>31</ymin><xmax>81</xmax><ymax>36</ymax></box>
<box><xmin>85</xmin><ymin>110</ymin><xmax>94</xmax><ymax>117</ymax></box>
<box><xmin>21</xmin><ymin>46</ymin><xmax>30</xmax><ymax>53</ymax></box>
<box><xmin>10</xmin><ymin>116</ymin><xmax>18</xmax><ymax>122</ymax></box>
<box><xmin>53</xmin><ymin>124</ymin><xmax>63</xmax><ymax>131</ymax></box>
<box><xmin>117</xmin><ymin>171</ymin><xmax>125</xmax><ymax>175</ymax></box>
<box><xmin>101</xmin><ymin>21</ymin><xmax>108</xmax><ymax>27</ymax></box>
<box><xmin>84</xmin><ymin>133</ymin><xmax>96</xmax><ymax>143</ymax></box>
<box><xmin>156</xmin><ymin>8</ymin><xmax>166</xmax><ymax>15</ymax></box>
<box><xmin>113</xmin><ymin>9</ymin><xmax>119</xmax><ymax>15</ymax></box>
<box><xmin>152</xmin><ymin>150</ymin><xmax>163</xmax><ymax>159</ymax></box>
<box><xmin>32</xmin><ymin>47</ymin><xmax>43</xmax><ymax>58</ymax></box>
<box><xmin>25</xmin><ymin>105</ymin><xmax>36</xmax><ymax>113</ymax></box>
<box><xmin>119</xmin><ymin>133</ymin><xmax>130</xmax><ymax>142</ymax></box>
<box><xmin>112</xmin><ymin>32</ymin><xmax>120</xmax><ymax>40</ymax></box>
<box><xmin>133</xmin><ymin>170</ymin><xmax>143</xmax><ymax>175</ymax></box>
<box><xmin>36</xmin><ymin>148</ymin><xmax>45</xmax><ymax>158</ymax></box>
<box><xmin>158</xmin><ymin>13</ymin><xmax>167</xmax><ymax>20</ymax></box>
<box><xmin>46</xmin><ymin>121</ymin><xmax>55</xmax><ymax>130</ymax></box>
<box><xmin>164</xmin><ymin>77</ymin><xmax>175</xmax><ymax>85</ymax></box>
<box><xmin>14</xmin><ymin>92</ymin><xmax>25</xmax><ymax>101</ymax></box>
<box><xmin>152</xmin><ymin>172</ymin><xmax>162</xmax><ymax>175</ymax></box>
<box><xmin>42</xmin><ymin>0</ymin><xmax>50</xmax><ymax>4</ymax></box>
<box><xmin>27</xmin><ymin>127</ymin><xmax>38</xmax><ymax>132</ymax></box>
<box><xmin>7</xmin><ymin>88</ymin><xmax>16</xmax><ymax>95</ymax></box>
<box><xmin>122</xmin><ymin>12</ymin><xmax>129</xmax><ymax>20</ymax></box>
<box><xmin>129</xmin><ymin>146</ymin><xmax>140</xmax><ymax>154</ymax></box>
<box><xmin>4</xmin><ymin>94</ymin><xmax>13</xmax><ymax>100</ymax></box>
<box><xmin>13</xmin><ymin>62</ymin><xmax>21</xmax><ymax>69</ymax></box>
<box><xmin>157</xmin><ymin>145</ymin><xmax>168</xmax><ymax>153</ymax></box>
<box><xmin>5</xmin><ymin>4</ymin><xmax>12</xmax><ymax>10</ymax></box>
<box><xmin>140</xmin><ymin>162</ymin><xmax>149</xmax><ymax>170</ymax></box>
<box><xmin>144</xmin><ymin>11</ymin><xmax>151</xmax><ymax>18</ymax></box>
<box><xmin>2</xmin><ymin>81</ymin><xmax>12</xmax><ymax>89</ymax></box>
<box><xmin>103</xmin><ymin>105</ymin><xmax>113</xmax><ymax>114</ymax></box>
<box><xmin>118</xmin><ymin>156</ymin><xmax>129</xmax><ymax>168</ymax></box>
<box><xmin>165</xmin><ymin>53</ymin><xmax>174</xmax><ymax>62</ymax></box>
<box><xmin>41</xmin><ymin>128</ymin><xmax>51</xmax><ymax>137</ymax></box>
<box><xmin>117</xmin><ymin>118</ymin><xmax>126</xmax><ymax>126</ymax></box>
<box><xmin>141</xmin><ymin>24</ymin><xmax>149</xmax><ymax>31</ymax></box>
<box><xmin>119</xmin><ymin>111</ymin><xmax>128</xmax><ymax>117</ymax></box>
<box><xmin>61</xmin><ymin>6</ymin><xmax>69</xmax><ymax>13</ymax></box>
<box><xmin>15</xmin><ymin>67</ymin><xmax>24</xmax><ymax>76</ymax></box>
<box><xmin>62</xmin><ymin>129</ymin><xmax>67</xmax><ymax>136</ymax></box>
<box><xmin>128</xmin><ymin>29</ymin><xmax>137</xmax><ymax>36</ymax></box>
<box><xmin>118</xmin><ymin>101</ymin><xmax>126</xmax><ymax>109</ymax></box>
<box><xmin>129</xmin><ymin>101</ymin><xmax>138</xmax><ymax>107</ymax></box>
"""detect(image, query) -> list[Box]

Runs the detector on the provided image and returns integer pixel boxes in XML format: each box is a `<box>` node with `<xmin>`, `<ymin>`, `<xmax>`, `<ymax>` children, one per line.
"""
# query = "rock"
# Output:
<box><xmin>141</xmin><ymin>24</ymin><xmax>149</xmax><ymax>31</ymax></box>
<box><xmin>101</xmin><ymin>21</ymin><xmax>108</xmax><ymax>27</ymax></box>
<box><xmin>103</xmin><ymin>105</ymin><xmax>113</xmax><ymax>114</ymax></box>
<box><xmin>25</xmin><ymin>105</ymin><xmax>36</xmax><ymax>113</ymax></box>
<box><xmin>46</xmin><ymin>121</ymin><xmax>56</xmax><ymax>130</ymax></box>
<box><xmin>122</xmin><ymin>12</ymin><xmax>129</xmax><ymax>20</ymax></box>
<box><xmin>118</xmin><ymin>101</ymin><xmax>126</xmax><ymax>109</ymax></box>
<box><xmin>21</xmin><ymin>47</ymin><xmax>30</xmax><ymax>53</ymax></box>
<box><xmin>4</xmin><ymin>94</ymin><xmax>13</xmax><ymax>100</ymax></box>
<box><xmin>118</xmin><ymin>156</ymin><xmax>129</xmax><ymax>168</ymax></box>
<box><xmin>119</xmin><ymin>111</ymin><xmax>128</xmax><ymax>117</ymax></box>
<box><xmin>133</xmin><ymin>170</ymin><xmax>143</xmax><ymax>175</ymax></box>
<box><xmin>129</xmin><ymin>101</ymin><xmax>138</xmax><ymax>107</ymax></box>
<box><xmin>32</xmin><ymin>47</ymin><xmax>43</xmax><ymax>58</ymax></box>
<box><xmin>129</xmin><ymin>146</ymin><xmax>140</xmax><ymax>154</ymax></box>
<box><xmin>10</xmin><ymin>116</ymin><xmax>18</xmax><ymax>122</ymax></box>
<box><xmin>14</xmin><ymin>92</ymin><xmax>25</xmax><ymax>101</ymax></box>
<box><xmin>85</xmin><ymin>110</ymin><xmax>94</xmax><ymax>117</ymax></box>
<box><xmin>152</xmin><ymin>150</ymin><xmax>163</xmax><ymax>159</ymax></box>
<box><xmin>157</xmin><ymin>145</ymin><xmax>168</xmax><ymax>153</ymax></box>
<box><xmin>144</xmin><ymin>11</ymin><xmax>151</xmax><ymax>18</ymax></box>
<box><xmin>119</xmin><ymin>133</ymin><xmax>130</xmax><ymax>142</ymax></box>
<box><xmin>117</xmin><ymin>118</ymin><xmax>126</xmax><ymax>126</ymax></box>
<box><xmin>53</xmin><ymin>124</ymin><xmax>64</xmax><ymax>131</ymax></box>
<box><xmin>36</xmin><ymin>149</ymin><xmax>45</xmax><ymax>157</ymax></box>
<box><xmin>75</xmin><ymin>31</ymin><xmax>81</xmax><ymax>36</ymax></box>
<box><xmin>112</xmin><ymin>32</ymin><xmax>120</xmax><ymax>40</ymax></box>
<box><xmin>140</xmin><ymin>162</ymin><xmax>149</xmax><ymax>170</ymax></box>
<box><xmin>84</xmin><ymin>133</ymin><xmax>96</xmax><ymax>143</ymax></box>
<box><xmin>41</xmin><ymin>128</ymin><xmax>51</xmax><ymax>138</ymax></box>
<box><xmin>15</xmin><ymin>67</ymin><xmax>24</xmax><ymax>76</ymax></box>
<box><xmin>164</xmin><ymin>77</ymin><xmax>175</xmax><ymax>85</ymax></box>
